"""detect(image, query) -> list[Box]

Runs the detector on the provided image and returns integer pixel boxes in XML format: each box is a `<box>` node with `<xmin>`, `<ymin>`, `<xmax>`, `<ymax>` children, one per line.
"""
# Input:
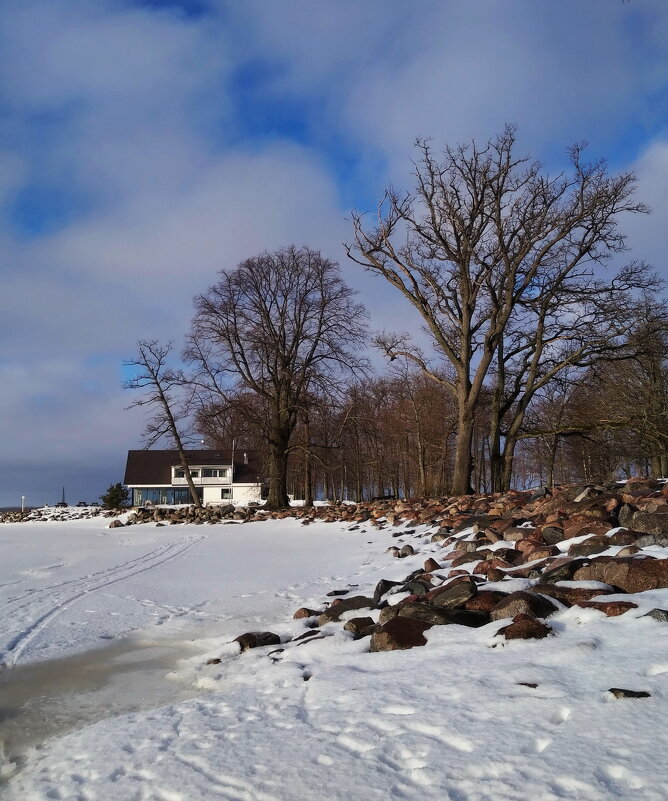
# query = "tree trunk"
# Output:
<box><xmin>303</xmin><ymin>412</ymin><xmax>313</xmax><ymax>507</ymax></box>
<box><xmin>452</xmin><ymin>406</ymin><xmax>475</xmax><ymax>495</ymax></box>
<box><xmin>265</xmin><ymin>408</ymin><xmax>292</xmax><ymax>509</ymax></box>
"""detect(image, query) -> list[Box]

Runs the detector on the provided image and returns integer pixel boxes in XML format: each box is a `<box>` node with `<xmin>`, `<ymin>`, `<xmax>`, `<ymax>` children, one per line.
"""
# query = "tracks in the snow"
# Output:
<box><xmin>0</xmin><ymin>535</ymin><xmax>207</xmax><ymax>667</ymax></box>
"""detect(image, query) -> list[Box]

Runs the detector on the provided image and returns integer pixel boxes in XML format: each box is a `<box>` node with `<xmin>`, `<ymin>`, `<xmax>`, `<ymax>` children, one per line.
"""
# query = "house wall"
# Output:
<box><xmin>202</xmin><ymin>483</ymin><xmax>262</xmax><ymax>505</ymax></box>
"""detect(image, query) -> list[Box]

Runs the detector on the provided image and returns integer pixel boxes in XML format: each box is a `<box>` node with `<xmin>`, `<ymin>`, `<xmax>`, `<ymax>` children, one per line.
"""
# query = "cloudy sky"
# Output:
<box><xmin>1</xmin><ymin>0</ymin><xmax>667</xmax><ymax>507</ymax></box>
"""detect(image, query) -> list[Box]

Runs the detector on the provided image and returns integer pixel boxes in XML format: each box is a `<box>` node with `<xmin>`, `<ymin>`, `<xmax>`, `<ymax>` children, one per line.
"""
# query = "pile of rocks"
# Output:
<box><xmin>228</xmin><ymin>477</ymin><xmax>668</xmax><ymax>656</ymax></box>
<box><xmin>0</xmin><ymin>506</ymin><xmax>109</xmax><ymax>523</ymax></box>
<box><xmin>125</xmin><ymin>504</ymin><xmax>263</xmax><ymax>526</ymax></box>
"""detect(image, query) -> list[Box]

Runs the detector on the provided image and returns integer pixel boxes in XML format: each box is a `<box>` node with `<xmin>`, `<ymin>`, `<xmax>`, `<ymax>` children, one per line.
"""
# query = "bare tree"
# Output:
<box><xmin>186</xmin><ymin>246</ymin><xmax>368</xmax><ymax>509</ymax></box>
<box><xmin>348</xmin><ymin>125</ymin><xmax>648</xmax><ymax>494</ymax></box>
<box><xmin>124</xmin><ymin>340</ymin><xmax>203</xmax><ymax>508</ymax></box>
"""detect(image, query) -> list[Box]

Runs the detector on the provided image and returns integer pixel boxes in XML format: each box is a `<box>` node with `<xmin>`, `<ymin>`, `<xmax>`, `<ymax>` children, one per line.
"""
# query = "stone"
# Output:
<box><xmin>541</xmin><ymin>525</ymin><xmax>565</xmax><ymax>545</ymax></box>
<box><xmin>617</xmin><ymin>504</ymin><xmax>637</xmax><ymax>529</ymax></box>
<box><xmin>575</xmin><ymin>600</ymin><xmax>638</xmax><ymax>617</ymax></box>
<box><xmin>573</xmin><ymin>558</ymin><xmax>668</xmax><ymax>593</ymax></box>
<box><xmin>567</xmin><ymin>536</ymin><xmax>611</xmax><ymax>557</ymax></box>
<box><xmin>464</xmin><ymin>590</ymin><xmax>508</xmax><ymax>613</ymax></box>
<box><xmin>608</xmin><ymin>688</ymin><xmax>651</xmax><ymax>699</ymax></box>
<box><xmin>497</xmin><ymin>613</ymin><xmax>553</xmax><ymax>640</ymax></box>
<box><xmin>634</xmin><ymin>533</ymin><xmax>668</xmax><ymax>548</ymax></box>
<box><xmin>630</xmin><ymin>511</ymin><xmax>668</xmax><ymax>537</ymax></box>
<box><xmin>372</xmin><ymin>579</ymin><xmax>404</xmax><ymax>604</ymax></box>
<box><xmin>369</xmin><ymin>617</ymin><xmax>432</xmax><ymax>652</ymax></box>
<box><xmin>343</xmin><ymin>616</ymin><xmax>376</xmax><ymax>636</ymax></box>
<box><xmin>541</xmin><ymin>558</ymin><xmax>591</xmax><ymax>584</ymax></box>
<box><xmin>326</xmin><ymin>589</ymin><xmax>350</xmax><ymax>596</ymax></box>
<box><xmin>293</xmin><ymin>607</ymin><xmax>321</xmax><ymax>619</ymax></box>
<box><xmin>400</xmin><ymin>544</ymin><xmax>415</xmax><ymax>557</ymax></box>
<box><xmin>450</xmin><ymin>551</ymin><xmax>482</xmax><ymax>568</ymax></box>
<box><xmin>400</xmin><ymin>579</ymin><xmax>432</xmax><ymax>596</ymax></box>
<box><xmin>108</xmin><ymin>519</ymin><xmax>123</xmax><ymax>528</ymax></box>
<box><xmin>489</xmin><ymin>591</ymin><xmax>559</xmax><ymax>622</ymax></box>
<box><xmin>528</xmin><ymin>583</ymin><xmax>614</xmax><ymax>606</ymax></box>
<box><xmin>608</xmin><ymin>529</ymin><xmax>641</xmax><ymax>545</ymax></box>
<box><xmin>234</xmin><ymin>631</ymin><xmax>281</xmax><ymax>652</ymax></box>
<box><xmin>523</xmin><ymin>545</ymin><xmax>560</xmax><ymax>562</ymax></box>
<box><xmin>643</xmin><ymin>608</ymin><xmax>668</xmax><ymax>622</ymax></box>
<box><xmin>318</xmin><ymin>596</ymin><xmax>375</xmax><ymax>625</ymax></box>
<box><xmin>425</xmin><ymin>579</ymin><xmax>478</xmax><ymax>608</ymax></box>
<box><xmin>397</xmin><ymin>603</ymin><xmax>488</xmax><ymax>628</ymax></box>
<box><xmin>423</xmin><ymin>557</ymin><xmax>441</xmax><ymax>572</ymax></box>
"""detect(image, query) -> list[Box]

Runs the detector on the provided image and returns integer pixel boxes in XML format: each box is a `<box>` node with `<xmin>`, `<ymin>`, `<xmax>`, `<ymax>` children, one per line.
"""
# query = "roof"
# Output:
<box><xmin>124</xmin><ymin>449</ymin><xmax>263</xmax><ymax>486</ymax></box>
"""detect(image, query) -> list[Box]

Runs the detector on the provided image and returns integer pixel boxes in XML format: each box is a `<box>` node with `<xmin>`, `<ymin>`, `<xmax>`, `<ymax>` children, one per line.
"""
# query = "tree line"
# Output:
<box><xmin>126</xmin><ymin>126</ymin><xmax>668</xmax><ymax>508</ymax></box>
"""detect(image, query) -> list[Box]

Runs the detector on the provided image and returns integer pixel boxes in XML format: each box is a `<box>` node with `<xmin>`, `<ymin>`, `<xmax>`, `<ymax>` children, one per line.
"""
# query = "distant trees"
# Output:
<box><xmin>100</xmin><ymin>482</ymin><xmax>130</xmax><ymax>510</ymax></box>
<box><xmin>348</xmin><ymin>125</ymin><xmax>652</xmax><ymax>494</ymax></box>
<box><xmin>186</xmin><ymin>246</ymin><xmax>367</xmax><ymax>509</ymax></box>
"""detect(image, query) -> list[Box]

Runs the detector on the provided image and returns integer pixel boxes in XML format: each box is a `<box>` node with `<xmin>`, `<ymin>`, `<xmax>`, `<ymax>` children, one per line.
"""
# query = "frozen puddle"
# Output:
<box><xmin>0</xmin><ymin>635</ymin><xmax>207</xmax><ymax>774</ymax></box>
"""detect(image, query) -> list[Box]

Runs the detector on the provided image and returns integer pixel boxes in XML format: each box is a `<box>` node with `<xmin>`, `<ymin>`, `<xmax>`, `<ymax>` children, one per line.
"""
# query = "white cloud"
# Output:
<box><xmin>1</xmin><ymin>0</ymin><xmax>667</xmax><ymax>505</ymax></box>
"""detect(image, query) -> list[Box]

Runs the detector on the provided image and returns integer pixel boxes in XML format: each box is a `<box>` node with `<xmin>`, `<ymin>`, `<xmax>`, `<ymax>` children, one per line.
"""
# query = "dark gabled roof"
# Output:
<box><xmin>124</xmin><ymin>449</ymin><xmax>263</xmax><ymax>486</ymax></box>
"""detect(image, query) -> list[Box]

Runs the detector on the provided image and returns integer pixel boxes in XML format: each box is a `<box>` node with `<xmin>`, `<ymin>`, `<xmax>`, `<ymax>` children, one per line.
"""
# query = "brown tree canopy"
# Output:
<box><xmin>186</xmin><ymin>245</ymin><xmax>368</xmax><ymax>509</ymax></box>
<box><xmin>348</xmin><ymin>125</ymin><xmax>650</xmax><ymax>494</ymax></box>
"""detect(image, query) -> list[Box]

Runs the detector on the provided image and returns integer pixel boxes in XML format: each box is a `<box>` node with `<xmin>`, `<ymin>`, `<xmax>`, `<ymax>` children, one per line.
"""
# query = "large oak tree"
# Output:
<box><xmin>348</xmin><ymin>126</ymin><xmax>649</xmax><ymax>494</ymax></box>
<box><xmin>187</xmin><ymin>246</ymin><xmax>367</xmax><ymax>509</ymax></box>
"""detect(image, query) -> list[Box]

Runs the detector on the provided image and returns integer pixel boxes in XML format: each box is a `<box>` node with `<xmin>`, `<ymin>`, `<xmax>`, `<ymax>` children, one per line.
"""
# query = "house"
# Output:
<box><xmin>123</xmin><ymin>449</ymin><xmax>265</xmax><ymax>507</ymax></box>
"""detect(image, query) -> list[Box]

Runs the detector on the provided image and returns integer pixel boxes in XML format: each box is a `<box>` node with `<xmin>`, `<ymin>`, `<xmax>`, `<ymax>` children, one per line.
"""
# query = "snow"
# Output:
<box><xmin>1</xmin><ymin>514</ymin><xmax>667</xmax><ymax>800</ymax></box>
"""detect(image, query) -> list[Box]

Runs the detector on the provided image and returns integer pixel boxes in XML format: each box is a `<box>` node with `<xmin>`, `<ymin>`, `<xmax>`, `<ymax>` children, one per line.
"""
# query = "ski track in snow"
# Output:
<box><xmin>0</xmin><ymin>535</ymin><xmax>206</xmax><ymax>666</ymax></box>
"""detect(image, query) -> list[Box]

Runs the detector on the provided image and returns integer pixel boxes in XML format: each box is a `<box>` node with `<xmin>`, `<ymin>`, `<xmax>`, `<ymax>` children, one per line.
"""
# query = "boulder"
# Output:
<box><xmin>293</xmin><ymin>607</ymin><xmax>322</xmax><ymax>619</ymax></box>
<box><xmin>318</xmin><ymin>596</ymin><xmax>375</xmax><ymax>625</ymax></box>
<box><xmin>496</xmin><ymin>614</ymin><xmax>553</xmax><ymax>640</ymax></box>
<box><xmin>643</xmin><ymin>608</ymin><xmax>668</xmax><ymax>623</ymax></box>
<box><xmin>575</xmin><ymin>600</ymin><xmax>638</xmax><ymax>617</ymax></box>
<box><xmin>424</xmin><ymin>579</ymin><xmax>478</xmax><ymax>608</ymax></box>
<box><xmin>528</xmin><ymin>583</ymin><xmax>614</xmax><ymax>606</ymax></box>
<box><xmin>464</xmin><ymin>590</ymin><xmax>508</xmax><ymax>613</ymax></box>
<box><xmin>608</xmin><ymin>687</ymin><xmax>651</xmax><ymax>699</ymax></box>
<box><xmin>234</xmin><ymin>631</ymin><xmax>281</xmax><ymax>652</ymax></box>
<box><xmin>343</xmin><ymin>616</ymin><xmax>376</xmax><ymax>636</ymax></box>
<box><xmin>573</xmin><ymin>558</ymin><xmax>668</xmax><ymax>593</ymax></box>
<box><xmin>541</xmin><ymin>525</ymin><xmax>565</xmax><ymax>545</ymax></box>
<box><xmin>369</xmin><ymin>617</ymin><xmax>432</xmax><ymax>652</ymax></box>
<box><xmin>372</xmin><ymin>578</ymin><xmax>403</xmax><ymax>604</ymax></box>
<box><xmin>567</xmin><ymin>536</ymin><xmax>611</xmax><ymax>558</ymax></box>
<box><xmin>490</xmin><ymin>591</ymin><xmax>559</xmax><ymax>622</ymax></box>
<box><xmin>397</xmin><ymin>603</ymin><xmax>488</xmax><ymax>628</ymax></box>
<box><xmin>540</xmin><ymin>557</ymin><xmax>591</xmax><ymax>584</ymax></box>
<box><xmin>630</xmin><ymin>510</ymin><xmax>668</xmax><ymax>537</ymax></box>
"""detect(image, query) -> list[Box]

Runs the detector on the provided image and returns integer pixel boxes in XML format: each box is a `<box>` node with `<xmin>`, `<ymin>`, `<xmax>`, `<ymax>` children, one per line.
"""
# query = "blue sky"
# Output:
<box><xmin>1</xmin><ymin>0</ymin><xmax>667</xmax><ymax>506</ymax></box>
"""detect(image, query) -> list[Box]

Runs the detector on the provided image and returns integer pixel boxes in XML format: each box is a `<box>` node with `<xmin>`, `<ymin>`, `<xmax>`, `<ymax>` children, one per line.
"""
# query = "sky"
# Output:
<box><xmin>1</xmin><ymin>0</ymin><xmax>668</xmax><ymax>507</ymax></box>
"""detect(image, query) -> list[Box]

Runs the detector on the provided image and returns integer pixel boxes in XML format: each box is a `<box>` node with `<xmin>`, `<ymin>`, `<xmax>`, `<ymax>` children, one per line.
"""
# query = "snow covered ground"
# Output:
<box><xmin>1</xmin><ymin>512</ymin><xmax>667</xmax><ymax>800</ymax></box>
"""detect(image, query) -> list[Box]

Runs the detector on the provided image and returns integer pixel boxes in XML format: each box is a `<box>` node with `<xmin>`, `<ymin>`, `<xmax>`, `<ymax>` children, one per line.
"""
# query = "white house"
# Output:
<box><xmin>123</xmin><ymin>449</ymin><xmax>265</xmax><ymax>506</ymax></box>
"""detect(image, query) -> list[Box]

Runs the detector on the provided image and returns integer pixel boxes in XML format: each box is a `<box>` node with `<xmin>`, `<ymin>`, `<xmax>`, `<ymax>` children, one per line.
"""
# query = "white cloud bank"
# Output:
<box><xmin>0</xmin><ymin>0</ymin><xmax>667</xmax><ymax>504</ymax></box>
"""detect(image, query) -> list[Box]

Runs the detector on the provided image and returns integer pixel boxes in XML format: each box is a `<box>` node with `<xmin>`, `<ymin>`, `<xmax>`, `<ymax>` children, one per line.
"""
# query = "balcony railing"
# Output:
<box><xmin>172</xmin><ymin>475</ymin><xmax>232</xmax><ymax>485</ymax></box>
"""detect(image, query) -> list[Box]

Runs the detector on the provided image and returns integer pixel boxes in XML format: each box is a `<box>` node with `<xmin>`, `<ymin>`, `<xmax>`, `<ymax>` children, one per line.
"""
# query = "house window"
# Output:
<box><xmin>174</xmin><ymin>469</ymin><xmax>185</xmax><ymax>478</ymax></box>
<box><xmin>221</xmin><ymin>488</ymin><xmax>232</xmax><ymax>500</ymax></box>
<box><xmin>190</xmin><ymin>470</ymin><xmax>199</xmax><ymax>478</ymax></box>
<box><xmin>203</xmin><ymin>469</ymin><xmax>218</xmax><ymax>478</ymax></box>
